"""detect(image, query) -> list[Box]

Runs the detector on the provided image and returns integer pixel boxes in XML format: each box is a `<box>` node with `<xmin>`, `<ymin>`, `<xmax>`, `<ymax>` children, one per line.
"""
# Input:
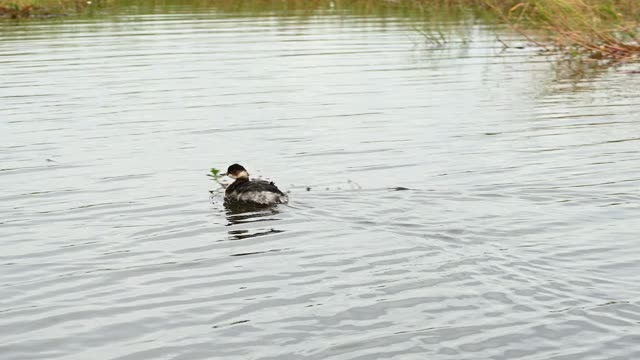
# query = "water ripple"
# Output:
<box><xmin>2</xmin><ymin>5</ymin><xmax>640</xmax><ymax>360</ymax></box>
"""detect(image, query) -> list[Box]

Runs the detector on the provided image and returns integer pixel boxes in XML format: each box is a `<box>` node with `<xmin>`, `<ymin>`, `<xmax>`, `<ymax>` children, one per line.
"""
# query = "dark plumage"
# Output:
<box><xmin>223</xmin><ymin>164</ymin><xmax>288</xmax><ymax>205</ymax></box>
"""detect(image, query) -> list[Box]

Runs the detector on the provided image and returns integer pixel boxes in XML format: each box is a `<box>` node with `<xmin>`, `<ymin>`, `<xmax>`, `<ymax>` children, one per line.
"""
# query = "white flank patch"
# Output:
<box><xmin>230</xmin><ymin>191</ymin><xmax>288</xmax><ymax>205</ymax></box>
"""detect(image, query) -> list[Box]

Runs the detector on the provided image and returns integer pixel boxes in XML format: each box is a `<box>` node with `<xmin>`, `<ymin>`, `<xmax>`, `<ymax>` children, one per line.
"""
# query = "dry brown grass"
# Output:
<box><xmin>486</xmin><ymin>0</ymin><xmax>640</xmax><ymax>61</ymax></box>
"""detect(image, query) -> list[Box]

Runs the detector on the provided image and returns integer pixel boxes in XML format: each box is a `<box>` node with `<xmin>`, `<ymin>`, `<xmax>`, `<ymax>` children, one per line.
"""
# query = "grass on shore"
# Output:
<box><xmin>0</xmin><ymin>0</ymin><xmax>112</xmax><ymax>18</ymax></box>
<box><xmin>1</xmin><ymin>0</ymin><xmax>639</xmax><ymax>62</ymax></box>
<box><xmin>487</xmin><ymin>0</ymin><xmax>640</xmax><ymax>62</ymax></box>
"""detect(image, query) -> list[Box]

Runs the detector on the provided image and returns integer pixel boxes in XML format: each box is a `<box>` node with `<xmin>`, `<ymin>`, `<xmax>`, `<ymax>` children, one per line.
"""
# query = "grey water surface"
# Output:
<box><xmin>1</xmin><ymin>4</ymin><xmax>640</xmax><ymax>360</ymax></box>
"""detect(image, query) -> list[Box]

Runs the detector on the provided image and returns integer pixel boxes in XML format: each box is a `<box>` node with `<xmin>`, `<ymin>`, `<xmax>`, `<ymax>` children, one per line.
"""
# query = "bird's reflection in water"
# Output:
<box><xmin>224</xmin><ymin>201</ymin><xmax>285</xmax><ymax>241</ymax></box>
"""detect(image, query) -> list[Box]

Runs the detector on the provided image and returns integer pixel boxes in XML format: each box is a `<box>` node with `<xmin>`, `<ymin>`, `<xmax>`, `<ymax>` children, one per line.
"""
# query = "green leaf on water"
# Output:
<box><xmin>208</xmin><ymin>167</ymin><xmax>222</xmax><ymax>180</ymax></box>
<box><xmin>207</xmin><ymin>167</ymin><xmax>227</xmax><ymax>191</ymax></box>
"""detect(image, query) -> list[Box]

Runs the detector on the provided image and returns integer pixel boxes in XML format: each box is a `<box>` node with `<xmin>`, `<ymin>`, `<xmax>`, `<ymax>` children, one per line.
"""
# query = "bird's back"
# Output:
<box><xmin>225</xmin><ymin>179</ymin><xmax>288</xmax><ymax>205</ymax></box>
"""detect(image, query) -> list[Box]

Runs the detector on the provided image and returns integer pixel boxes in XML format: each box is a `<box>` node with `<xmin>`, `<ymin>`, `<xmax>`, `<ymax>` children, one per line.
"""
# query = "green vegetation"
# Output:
<box><xmin>208</xmin><ymin>168</ymin><xmax>222</xmax><ymax>181</ymax></box>
<box><xmin>2</xmin><ymin>0</ymin><xmax>639</xmax><ymax>61</ymax></box>
<box><xmin>208</xmin><ymin>168</ymin><xmax>226</xmax><ymax>189</ymax></box>
<box><xmin>0</xmin><ymin>0</ymin><xmax>111</xmax><ymax>18</ymax></box>
<box><xmin>488</xmin><ymin>0</ymin><xmax>640</xmax><ymax>61</ymax></box>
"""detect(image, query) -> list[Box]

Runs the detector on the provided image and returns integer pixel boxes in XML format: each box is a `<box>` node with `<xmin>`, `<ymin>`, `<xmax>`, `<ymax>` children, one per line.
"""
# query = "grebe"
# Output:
<box><xmin>222</xmin><ymin>164</ymin><xmax>288</xmax><ymax>205</ymax></box>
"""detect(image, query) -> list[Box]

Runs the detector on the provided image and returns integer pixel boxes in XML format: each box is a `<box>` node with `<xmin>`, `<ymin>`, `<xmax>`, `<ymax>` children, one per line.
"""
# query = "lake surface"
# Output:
<box><xmin>1</xmin><ymin>3</ymin><xmax>640</xmax><ymax>360</ymax></box>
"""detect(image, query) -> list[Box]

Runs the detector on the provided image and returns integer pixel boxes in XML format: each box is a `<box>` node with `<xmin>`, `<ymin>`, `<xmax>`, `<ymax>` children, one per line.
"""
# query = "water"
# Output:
<box><xmin>2</xmin><ymin>3</ymin><xmax>640</xmax><ymax>360</ymax></box>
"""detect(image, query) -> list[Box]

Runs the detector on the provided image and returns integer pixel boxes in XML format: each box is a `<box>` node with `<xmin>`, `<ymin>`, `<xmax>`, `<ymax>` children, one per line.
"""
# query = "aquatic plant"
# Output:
<box><xmin>208</xmin><ymin>167</ymin><xmax>221</xmax><ymax>180</ymax></box>
<box><xmin>207</xmin><ymin>167</ymin><xmax>228</xmax><ymax>190</ymax></box>
<box><xmin>487</xmin><ymin>0</ymin><xmax>640</xmax><ymax>62</ymax></box>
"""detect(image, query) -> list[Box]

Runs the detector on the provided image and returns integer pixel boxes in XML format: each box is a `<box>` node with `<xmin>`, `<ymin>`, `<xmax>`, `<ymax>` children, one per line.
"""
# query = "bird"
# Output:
<box><xmin>222</xmin><ymin>164</ymin><xmax>288</xmax><ymax>205</ymax></box>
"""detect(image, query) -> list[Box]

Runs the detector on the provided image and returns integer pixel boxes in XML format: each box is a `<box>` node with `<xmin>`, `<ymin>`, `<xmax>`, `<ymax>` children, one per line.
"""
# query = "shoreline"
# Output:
<box><xmin>1</xmin><ymin>0</ymin><xmax>638</xmax><ymax>62</ymax></box>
